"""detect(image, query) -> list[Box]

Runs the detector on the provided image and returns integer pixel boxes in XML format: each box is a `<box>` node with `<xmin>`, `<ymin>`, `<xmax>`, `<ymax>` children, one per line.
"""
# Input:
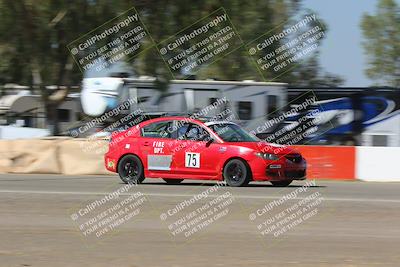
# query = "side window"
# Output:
<box><xmin>176</xmin><ymin>123</ymin><xmax>210</xmax><ymax>141</ymax></box>
<box><xmin>266</xmin><ymin>95</ymin><xmax>278</xmax><ymax>118</ymax></box>
<box><xmin>238</xmin><ymin>101</ymin><xmax>252</xmax><ymax>120</ymax></box>
<box><xmin>141</xmin><ymin>121</ymin><xmax>171</xmax><ymax>138</ymax></box>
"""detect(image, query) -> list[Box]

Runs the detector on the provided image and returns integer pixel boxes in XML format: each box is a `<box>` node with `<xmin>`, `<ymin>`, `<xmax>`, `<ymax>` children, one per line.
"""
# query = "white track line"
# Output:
<box><xmin>0</xmin><ymin>189</ymin><xmax>399</xmax><ymax>203</ymax></box>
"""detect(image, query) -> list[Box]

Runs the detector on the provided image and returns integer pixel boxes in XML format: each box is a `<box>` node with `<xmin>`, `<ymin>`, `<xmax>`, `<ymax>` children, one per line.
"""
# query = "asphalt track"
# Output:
<box><xmin>0</xmin><ymin>174</ymin><xmax>399</xmax><ymax>267</ymax></box>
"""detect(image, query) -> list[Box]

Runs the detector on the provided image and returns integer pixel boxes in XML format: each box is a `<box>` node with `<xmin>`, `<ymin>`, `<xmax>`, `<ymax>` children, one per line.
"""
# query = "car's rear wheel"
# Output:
<box><xmin>270</xmin><ymin>180</ymin><xmax>292</xmax><ymax>187</ymax></box>
<box><xmin>223</xmin><ymin>159</ymin><xmax>251</xmax><ymax>187</ymax></box>
<box><xmin>117</xmin><ymin>154</ymin><xmax>145</xmax><ymax>184</ymax></box>
<box><xmin>163</xmin><ymin>178</ymin><xmax>184</xmax><ymax>184</ymax></box>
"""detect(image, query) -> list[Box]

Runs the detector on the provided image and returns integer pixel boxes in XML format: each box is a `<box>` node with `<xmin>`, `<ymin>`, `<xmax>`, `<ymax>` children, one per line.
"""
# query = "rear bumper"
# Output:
<box><xmin>104</xmin><ymin>153</ymin><xmax>118</xmax><ymax>172</ymax></box>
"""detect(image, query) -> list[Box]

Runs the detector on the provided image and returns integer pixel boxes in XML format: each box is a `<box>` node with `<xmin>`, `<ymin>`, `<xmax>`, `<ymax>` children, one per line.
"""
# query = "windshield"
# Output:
<box><xmin>208</xmin><ymin>123</ymin><xmax>259</xmax><ymax>142</ymax></box>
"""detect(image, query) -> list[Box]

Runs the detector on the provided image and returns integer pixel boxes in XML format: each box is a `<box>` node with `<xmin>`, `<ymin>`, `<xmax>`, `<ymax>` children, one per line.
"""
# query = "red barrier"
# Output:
<box><xmin>293</xmin><ymin>146</ymin><xmax>356</xmax><ymax>180</ymax></box>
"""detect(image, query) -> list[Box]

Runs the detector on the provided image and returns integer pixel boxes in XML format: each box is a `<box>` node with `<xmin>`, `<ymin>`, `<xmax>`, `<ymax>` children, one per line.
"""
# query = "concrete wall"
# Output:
<box><xmin>0</xmin><ymin>138</ymin><xmax>109</xmax><ymax>175</ymax></box>
<box><xmin>293</xmin><ymin>145</ymin><xmax>355</xmax><ymax>180</ymax></box>
<box><xmin>356</xmin><ymin>146</ymin><xmax>400</xmax><ymax>182</ymax></box>
<box><xmin>0</xmin><ymin>138</ymin><xmax>398</xmax><ymax>181</ymax></box>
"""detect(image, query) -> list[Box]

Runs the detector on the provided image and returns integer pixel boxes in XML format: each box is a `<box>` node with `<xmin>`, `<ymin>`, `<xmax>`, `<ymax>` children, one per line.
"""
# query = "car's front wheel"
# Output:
<box><xmin>163</xmin><ymin>178</ymin><xmax>184</xmax><ymax>184</ymax></box>
<box><xmin>117</xmin><ymin>154</ymin><xmax>145</xmax><ymax>184</ymax></box>
<box><xmin>223</xmin><ymin>159</ymin><xmax>251</xmax><ymax>187</ymax></box>
<box><xmin>270</xmin><ymin>180</ymin><xmax>292</xmax><ymax>187</ymax></box>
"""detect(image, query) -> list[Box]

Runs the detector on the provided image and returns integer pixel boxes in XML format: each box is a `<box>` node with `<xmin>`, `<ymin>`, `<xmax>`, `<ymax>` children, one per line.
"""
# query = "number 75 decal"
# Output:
<box><xmin>185</xmin><ymin>152</ymin><xmax>200</xmax><ymax>168</ymax></box>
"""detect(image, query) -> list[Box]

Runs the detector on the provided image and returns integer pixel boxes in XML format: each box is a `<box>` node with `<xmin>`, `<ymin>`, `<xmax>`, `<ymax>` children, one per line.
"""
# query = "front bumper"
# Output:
<box><xmin>267</xmin><ymin>154</ymin><xmax>306</xmax><ymax>181</ymax></box>
<box><xmin>251</xmin><ymin>153</ymin><xmax>307</xmax><ymax>181</ymax></box>
<box><xmin>266</xmin><ymin>168</ymin><xmax>307</xmax><ymax>181</ymax></box>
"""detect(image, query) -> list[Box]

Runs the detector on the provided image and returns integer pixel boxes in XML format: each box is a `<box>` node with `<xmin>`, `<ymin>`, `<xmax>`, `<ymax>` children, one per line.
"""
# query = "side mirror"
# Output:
<box><xmin>205</xmin><ymin>138</ymin><xmax>214</xmax><ymax>147</ymax></box>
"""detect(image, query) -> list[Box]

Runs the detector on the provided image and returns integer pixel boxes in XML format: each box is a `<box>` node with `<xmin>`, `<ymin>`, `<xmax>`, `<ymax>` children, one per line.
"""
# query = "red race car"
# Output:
<box><xmin>105</xmin><ymin>116</ymin><xmax>306</xmax><ymax>187</ymax></box>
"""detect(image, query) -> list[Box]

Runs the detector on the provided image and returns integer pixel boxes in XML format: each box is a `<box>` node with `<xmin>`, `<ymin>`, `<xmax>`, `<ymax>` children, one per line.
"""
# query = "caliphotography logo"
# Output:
<box><xmin>1</xmin><ymin>1</ymin><xmax>399</xmax><ymax>267</ymax></box>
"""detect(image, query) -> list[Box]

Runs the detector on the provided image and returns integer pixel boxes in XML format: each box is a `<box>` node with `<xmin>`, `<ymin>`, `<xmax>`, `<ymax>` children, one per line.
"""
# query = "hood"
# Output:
<box><xmin>227</xmin><ymin>142</ymin><xmax>298</xmax><ymax>155</ymax></box>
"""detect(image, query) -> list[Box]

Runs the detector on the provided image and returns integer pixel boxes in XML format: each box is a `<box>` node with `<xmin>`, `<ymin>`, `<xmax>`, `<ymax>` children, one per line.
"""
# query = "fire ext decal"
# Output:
<box><xmin>153</xmin><ymin>141</ymin><xmax>165</xmax><ymax>154</ymax></box>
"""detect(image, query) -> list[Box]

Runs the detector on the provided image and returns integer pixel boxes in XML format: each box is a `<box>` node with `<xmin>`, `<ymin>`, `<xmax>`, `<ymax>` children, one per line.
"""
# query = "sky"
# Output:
<box><xmin>302</xmin><ymin>0</ymin><xmax>393</xmax><ymax>87</ymax></box>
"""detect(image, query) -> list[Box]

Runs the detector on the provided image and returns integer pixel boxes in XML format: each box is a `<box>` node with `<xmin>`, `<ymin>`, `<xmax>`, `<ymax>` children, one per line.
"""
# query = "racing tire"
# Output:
<box><xmin>163</xmin><ymin>178</ymin><xmax>184</xmax><ymax>184</ymax></box>
<box><xmin>270</xmin><ymin>180</ymin><xmax>292</xmax><ymax>187</ymax></box>
<box><xmin>117</xmin><ymin>154</ymin><xmax>145</xmax><ymax>184</ymax></box>
<box><xmin>223</xmin><ymin>159</ymin><xmax>251</xmax><ymax>187</ymax></box>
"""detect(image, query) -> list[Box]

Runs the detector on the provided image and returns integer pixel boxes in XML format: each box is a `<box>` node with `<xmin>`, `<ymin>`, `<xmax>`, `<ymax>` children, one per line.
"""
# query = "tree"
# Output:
<box><xmin>361</xmin><ymin>0</ymin><xmax>400</xmax><ymax>87</ymax></box>
<box><xmin>0</xmin><ymin>0</ymin><xmax>129</xmax><ymax>134</ymax></box>
<box><xmin>0</xmin><ymin>0</ymin><xmax>343</xmax><ymax>134</ymax></box>
<box><xmin>285</xmin><ymin>54</ymin><xmax>344</xmax><ymax>87</ymax></box>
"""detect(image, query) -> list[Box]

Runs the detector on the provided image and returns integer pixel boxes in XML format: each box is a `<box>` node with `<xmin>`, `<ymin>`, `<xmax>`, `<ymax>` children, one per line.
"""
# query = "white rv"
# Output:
<box><xmin>80</xmin><ymin>77</ymin><xmax>287</xmax><ymax>133</ymax></box>
<box><xmin>0</xmin><ymin>88</ymin><xmax>81</xmax><ymax>139</ymax></box>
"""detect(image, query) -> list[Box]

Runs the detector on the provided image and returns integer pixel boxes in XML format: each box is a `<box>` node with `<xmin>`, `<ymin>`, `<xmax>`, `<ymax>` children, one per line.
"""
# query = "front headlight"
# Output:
<box><xmin>255</xmin><ymin>152</ymin><xmax>279</xmax><ymax>160</ymax></box>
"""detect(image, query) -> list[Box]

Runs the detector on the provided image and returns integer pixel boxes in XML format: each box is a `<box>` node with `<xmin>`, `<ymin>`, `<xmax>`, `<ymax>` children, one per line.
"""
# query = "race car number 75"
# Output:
<box><xmin>185</xmin><ymin>152</ymin><xmax>200</xmax><ymax>168</ymax></box>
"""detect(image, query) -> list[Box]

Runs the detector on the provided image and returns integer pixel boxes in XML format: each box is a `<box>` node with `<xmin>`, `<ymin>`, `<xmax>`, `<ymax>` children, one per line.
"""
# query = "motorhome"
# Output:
<box><xmin>286</xmin><ymin>87</ymin><xmax>400</xmax><ymax>147</ymax></box>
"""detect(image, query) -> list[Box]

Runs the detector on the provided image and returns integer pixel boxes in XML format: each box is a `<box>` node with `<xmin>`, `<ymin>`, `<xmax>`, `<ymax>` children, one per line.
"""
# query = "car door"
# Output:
<box><xmin>138</xmin><ymin>120</ymin><xmax>175</xmax><ymax>174</ymax></box>
<box><xmin>171</xmin><ymin>121</ymin><xmax>221</xmax><ymax>178</ymax></box>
